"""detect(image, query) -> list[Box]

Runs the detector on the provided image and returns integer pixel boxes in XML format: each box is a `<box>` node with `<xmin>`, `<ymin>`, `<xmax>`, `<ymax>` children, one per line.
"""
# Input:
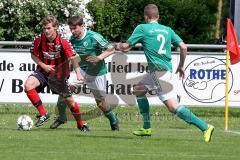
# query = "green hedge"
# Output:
<box><xmin>88</xmin><ymin>0</ymin><xmax>223</xmax><ymax>43</ymax></box>
<box><xmin>0</xmin><ymin>0</ymin><xmax>228</xmax><ymax>43</ymax></box>
<box><xmin>0</xmin><ymin>0</ymin><xmax>83</xmax><ymax>41</ymax></box>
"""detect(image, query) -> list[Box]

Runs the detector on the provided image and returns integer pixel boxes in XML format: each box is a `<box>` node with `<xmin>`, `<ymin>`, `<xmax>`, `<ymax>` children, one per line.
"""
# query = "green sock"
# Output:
<box><xmin>176</xmin><ymin>105</ymin><xmax>208</xmax><ymax>131</ymax></box>
<box><xmin>137</xmin><ymin>96</ymin><xmax>151</xmax><ymax>129</ymax></box>
<box><xmin>104</xmin><ymin>109</ymin><xmax>117</xmax><ymax>125</ymax></box>
<box><xmin>56</xmin><ymin>96</ymin><xmax>68</xmax><ymax>122</ymax></box>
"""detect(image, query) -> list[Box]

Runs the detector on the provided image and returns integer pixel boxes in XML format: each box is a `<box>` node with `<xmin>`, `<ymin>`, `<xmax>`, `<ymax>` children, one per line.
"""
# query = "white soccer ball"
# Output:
<box><xmin>17</xmin><ymin>115</ymin><xmax>34</xmax><ymax>131</ymax></box>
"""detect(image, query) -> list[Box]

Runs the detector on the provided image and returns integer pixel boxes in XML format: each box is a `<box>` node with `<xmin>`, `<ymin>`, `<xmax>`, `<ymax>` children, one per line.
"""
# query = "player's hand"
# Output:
<box><xmin>69</xmin><ymin>81</ymin><xmax>84</xmax><ymax>94</ymax></box>
<box><xmin>76</xmin><ymin>74</ymin><xmax>85</xmax><ymax>83</ymax></box>
<box><xmin>114</xmin><ymin>43</ymin><xmax>121</xmax><ymax>51</ymax></box>
<box><xmin>85</xmin><ymin>55</ymin><xmax>102</xmax><ymax>62</ymax></box>
<box><xmin>175</xmin><ymin>66</ymin><xmax>185</xmax><ymax>79</ymax></box>
<box><xmin>114</xmin><ymin>43</ymin><xmax>131</xmax><ymax>52</ymax></box>
<box><xmin>44</xmin><ymin>65</ymin><xmax>55</xmax><ymax>73</ymax></box>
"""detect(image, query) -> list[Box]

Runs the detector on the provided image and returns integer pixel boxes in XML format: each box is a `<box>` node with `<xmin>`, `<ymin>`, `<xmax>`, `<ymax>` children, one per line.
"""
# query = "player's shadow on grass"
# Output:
<box><xmin>74</xmin><ymin>134</ymin><xmax>135</xmax><ymax>140</ymax></box>
<box><xmin>0</xmin><ymin>127</ymin><xmax>20</xmax><ymax>131</ymax></box>
<box><xmin>73</xmin><ymin>133</ymin><xmax>196</xmax><ymax>142</ymax></box>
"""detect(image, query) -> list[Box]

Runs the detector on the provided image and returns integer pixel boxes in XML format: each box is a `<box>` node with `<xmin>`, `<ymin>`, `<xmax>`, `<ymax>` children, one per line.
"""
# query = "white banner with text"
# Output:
<box><xmin>0</xmin><ymin>52</ymin><xmax>240</xmax><ymax>106</ymax></box>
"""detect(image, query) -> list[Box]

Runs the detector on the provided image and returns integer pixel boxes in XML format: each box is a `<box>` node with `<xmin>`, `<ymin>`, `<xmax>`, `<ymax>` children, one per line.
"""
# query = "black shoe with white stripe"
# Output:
<box><xmin>35</xmin><ymin>113</ymin><xmax>50</xmax><ymax>127</ymax></box>
<box><xmin>78</xmin><ymin>123</ymin><xmax>90</xmax><ymax>132</ymax></box>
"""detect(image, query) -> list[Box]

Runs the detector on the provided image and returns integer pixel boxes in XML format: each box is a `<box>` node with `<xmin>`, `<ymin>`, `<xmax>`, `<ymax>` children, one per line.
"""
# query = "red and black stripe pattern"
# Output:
<box><xmin>30</xmin><ymin>33</ymin><xmax>76</xmax><ymax>79</ymax></box>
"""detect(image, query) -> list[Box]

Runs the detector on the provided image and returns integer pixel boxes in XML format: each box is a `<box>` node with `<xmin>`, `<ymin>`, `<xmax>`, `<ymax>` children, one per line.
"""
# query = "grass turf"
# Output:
<box><xmin>0</xmin><ymin>104</ymin><xmax>240</xmax><ymax>160</ymax></box>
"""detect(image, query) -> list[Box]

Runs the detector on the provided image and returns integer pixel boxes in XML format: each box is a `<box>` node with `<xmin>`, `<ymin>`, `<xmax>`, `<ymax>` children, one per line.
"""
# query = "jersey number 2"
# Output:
<box><xmin>157</xmin><ymin>34</ymin><xmax>166</xmax><ymax>54</ymax></box>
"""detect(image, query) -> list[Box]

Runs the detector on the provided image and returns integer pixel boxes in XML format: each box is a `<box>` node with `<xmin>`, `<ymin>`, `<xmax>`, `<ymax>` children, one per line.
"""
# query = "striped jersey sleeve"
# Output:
<box><xmin>92</xmin><ymin>33</ymin><xmax>110</xmax><ymax>49</ymax></box>
<box><xmin>30</xmin><ymin>34</ymin><xmax>41</xmax><ymax>56</ymax></box>
<box><xmin>60</xmin><ymin>36</ymin><xmax>76</xmax><ymax>58</ymax></box>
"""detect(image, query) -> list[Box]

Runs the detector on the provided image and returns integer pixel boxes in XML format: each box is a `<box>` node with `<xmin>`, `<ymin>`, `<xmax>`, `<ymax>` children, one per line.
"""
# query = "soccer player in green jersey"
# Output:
<box><xmin>50</xmin><ymin>16</ymin><xmax>119</xmax><ymax>131</ymax></box>
<box><xmin>115</xmin><ymin>4</ymin><xmax>214</xmax><ymax>142</ymax></box>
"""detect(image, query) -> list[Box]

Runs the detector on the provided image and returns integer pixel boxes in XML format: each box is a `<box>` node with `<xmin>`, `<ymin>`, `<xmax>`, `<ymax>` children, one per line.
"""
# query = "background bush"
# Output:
<box><xmin>0</xmin><ymin>0</ymin><xmax>229</xmax><ymax>43</ymax></box>
<box><xmin>0</xmin><ymin>0</ymin><xmax>85</xmax><ymax>41</ymax></box>
<box><xmin>88</xmin><ymin>0</ymin><xmax>228</xmax><ymax>44</ymax></box>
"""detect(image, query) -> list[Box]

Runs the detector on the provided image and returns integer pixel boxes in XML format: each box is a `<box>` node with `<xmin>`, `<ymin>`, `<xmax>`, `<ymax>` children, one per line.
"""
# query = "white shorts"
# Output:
<box><xmin>68</xmin><ymin>69</ymin><xmax>106</xmax><ymax>100</ymax></box>
<box><xmin>80</xmin><ymin>69</ymin><xmax>106</xmax><ymax>100</ymax></box>
<box><xmin>139</xmin><ymin>71</ymin><xmax>177</xmax><ymax>102</ymax></box>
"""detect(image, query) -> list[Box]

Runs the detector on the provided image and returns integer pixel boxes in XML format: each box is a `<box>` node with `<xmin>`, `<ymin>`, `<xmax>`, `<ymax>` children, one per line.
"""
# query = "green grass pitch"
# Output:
<box><xmin>0</xmin><ymin>104</ymin><xmax>240</xmax><ymax>160</ymax></box>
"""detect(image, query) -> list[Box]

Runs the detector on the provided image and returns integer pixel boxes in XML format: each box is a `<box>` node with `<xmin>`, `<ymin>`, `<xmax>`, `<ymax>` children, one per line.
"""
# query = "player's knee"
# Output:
<box><xmin>64</xmin><ymin>97</ymin><xmax>75</xmax><ymax>107</ymax></box>
<box><xmin>96</xmin><ymin>98</ymin><xmax>105</xmax><ymax>107</ymax></box>
<box><xmin>163</xmin><ymin>98</ymin><xmax>179</xmax><ymax>113</ymax></box>
<box><xmin>24</xmin><ymin>80</ymin><xmax>34</xmax><ymax>92</ymax></box>
<box><xmin>24</xmin><ymin>76</ymin><xmax>38</xmax><ymax>91</ymax></box>
<box><xmin>133</xmin><ymin>85</ymin><xmax>147</xmax><ymax>97</ymax></box>
<box><xmin>96</xmin><ymin>98</ymin><xmax>110</xmax><ymax>111</ymax></box>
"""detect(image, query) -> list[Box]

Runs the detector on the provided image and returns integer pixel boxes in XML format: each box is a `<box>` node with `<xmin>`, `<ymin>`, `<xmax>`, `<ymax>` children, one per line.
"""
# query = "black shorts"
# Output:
<box><xmin>30</xmin><ymin>71</ymin><xmax>72</xmax><ymax>98</ymax></box>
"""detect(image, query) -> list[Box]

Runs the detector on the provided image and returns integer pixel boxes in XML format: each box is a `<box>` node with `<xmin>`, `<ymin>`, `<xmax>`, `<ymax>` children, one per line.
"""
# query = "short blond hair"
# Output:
<box><xmin>41</xmin><ymin>15</ymin><xmax>58</xmax><ymax>28</ymax></box>
<box><xmin>144</xmin><ymin>4</ymin><xmax>159</xmax><ymax>19</ymax></box>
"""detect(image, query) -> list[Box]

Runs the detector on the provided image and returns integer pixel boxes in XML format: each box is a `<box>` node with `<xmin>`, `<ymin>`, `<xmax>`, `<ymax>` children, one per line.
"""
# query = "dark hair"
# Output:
<box><xmin>67</xmin><ymin>16</ymin><xmax>84</xmax><ymax>26</ymax></box>
<box><xmin>144</xmin><ymin>4</ymin><xmax>159</xmax><ymax>19</ymax></box>
<box><xmin>41</xmin><ymin>15</ymin><xmax>58</xmax><ymax>27</ymax></box>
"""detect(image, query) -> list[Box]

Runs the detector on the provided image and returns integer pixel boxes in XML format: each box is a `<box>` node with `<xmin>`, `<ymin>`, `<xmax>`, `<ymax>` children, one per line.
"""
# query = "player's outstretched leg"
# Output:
<box><xmin>175</xmin><ymin>105</ymin><xmax>214</xmax><ymax>142</ymax></box>
<box><xmin>26</xmin><ymin>88</ymin><xmax>50</xmax><ymax>127</ymax></box>
<box><xmin>133</xmin><ymin>96</ymin><xmax>152</xmax><ymax>136</ymax></box>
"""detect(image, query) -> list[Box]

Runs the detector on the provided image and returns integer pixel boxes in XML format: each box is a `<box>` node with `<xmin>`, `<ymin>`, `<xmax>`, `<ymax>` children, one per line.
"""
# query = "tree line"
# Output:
<box><xmin>0</xmin><ymin>0</ymin><xmax>229</xmax><ymax>44</ymax></box>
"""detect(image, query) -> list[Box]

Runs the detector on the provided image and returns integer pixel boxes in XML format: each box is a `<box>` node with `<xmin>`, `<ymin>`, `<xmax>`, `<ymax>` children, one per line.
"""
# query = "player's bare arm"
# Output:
<box><xmin>86</xmin><ymin>45</ymin><xmax>115</xmax><ymax>62</ymax></box>
<box><xmin>70</xmin><ymin>54</ymin><xmax>84</xmax><ymax>82</ymax></box>
<box><xmin>31</xmin><ymin>54</ymin><xmax>55</xmax><ymax>73</ymax></box>
<box><xmin>175</xmin><ymin>42</ymin><xmax>187</xmax><ymax>79</ymax></box>
<box><xmin>115</xmin><ymin>42</ymin><xmax>132</xmax><ymax>52</ymax></box>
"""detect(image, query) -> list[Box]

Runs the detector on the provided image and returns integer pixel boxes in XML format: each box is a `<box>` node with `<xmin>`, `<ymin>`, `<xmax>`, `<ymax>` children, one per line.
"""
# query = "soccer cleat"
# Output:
<box><xmin>133</xmin><ymin>128</ymin><xmax>152</xmax><ymax>136</ymax></box>
<box><xmin>78</xmin><ymin>123</ymin><xmax>90</xmax><ymax>132</ymax></box>
<box><xmin>110</xmin><ymin>120</ymin><xmax>119</xmax><ymax>131</ymax></box>
<box><xmin>50</xmin><ymin>119</ymin><xmax>65</xmax><ymax>129</ymax></box>
<box><xmin>35</xmin><ymin>113</ymin><xmax>50</xmax><ymax>127</ymax></box>
<box><xmin>203</xmin><ymin>124</ymin><xmax>214</xmax><ymax>142</ymax></box>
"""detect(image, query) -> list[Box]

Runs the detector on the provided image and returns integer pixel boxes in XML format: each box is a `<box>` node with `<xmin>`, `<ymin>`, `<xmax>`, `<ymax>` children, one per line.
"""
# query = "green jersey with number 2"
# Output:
<box><xmin>127</xmin><ymin>21</ymin><xmax>182</xmax><ymax>72</ymax></box>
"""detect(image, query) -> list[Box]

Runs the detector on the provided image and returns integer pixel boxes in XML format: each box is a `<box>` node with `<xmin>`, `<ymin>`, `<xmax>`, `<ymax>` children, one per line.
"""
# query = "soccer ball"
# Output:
<box><xmin>17</xmin><ymin>115</ymin><xmax>34</xmax><ymax>131</ymax></box>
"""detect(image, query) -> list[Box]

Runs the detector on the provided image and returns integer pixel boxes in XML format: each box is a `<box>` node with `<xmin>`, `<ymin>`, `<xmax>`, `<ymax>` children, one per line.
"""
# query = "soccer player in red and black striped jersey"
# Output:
<box><xmin>24</xmin><ymin>15</ymin><xmax>89</xmax><ymax>131</ymax></box>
